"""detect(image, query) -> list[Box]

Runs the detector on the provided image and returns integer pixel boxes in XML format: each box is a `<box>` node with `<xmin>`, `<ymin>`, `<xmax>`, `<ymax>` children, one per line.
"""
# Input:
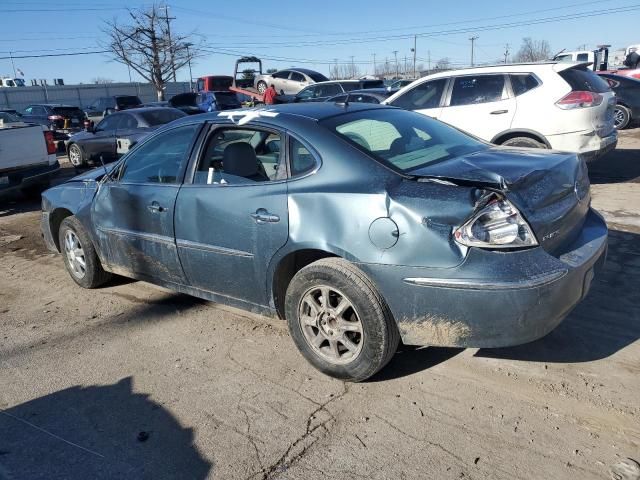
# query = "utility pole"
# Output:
<box><xmin>412</xmin><ymin>35</ymin><xmax>417</xmax><ymax>78</ymax></box>
<box><xmin>9</xmin><ymin>51</ymin><xmax>16</xmax><ymax>78</ymax></box>
<box><xmin>163</xmin><ymin>4</ymin><xmax>177</xmax><ymax>82</ymax></box>
<box><xmin>350</xmin><ymin>56</ymin><xmax>355</xmax><ymax>78</ymax></box>
<box><xmin>185</xmin><ymin>43</ymin><xmax>194</xmax><ymax>91</ymax></box>
<box><xmin>469</xmin><ymin>36</ymin><xmax>479</xmax><ymax>67</ymax></box>
<box><xmin>503</xmin><ymin>43</ymin><xmax>510</xmax><ymax>64</ymax></box>
<box><xmin>392</xmin><ymin>50</ymin><xmax>399</xmax><ymax>78</ymax></box>
<box><xmin>372</xmin><ymin>53</ymin><xmax>376</xmax><ymax>76</ymax></box>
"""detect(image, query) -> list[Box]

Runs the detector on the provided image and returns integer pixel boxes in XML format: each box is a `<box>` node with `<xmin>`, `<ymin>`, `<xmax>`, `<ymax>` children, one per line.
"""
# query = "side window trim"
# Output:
<box><xmin>116</xmin><ymin>123</ymin><xmax>202</xmax><ymax>186</ymax></box>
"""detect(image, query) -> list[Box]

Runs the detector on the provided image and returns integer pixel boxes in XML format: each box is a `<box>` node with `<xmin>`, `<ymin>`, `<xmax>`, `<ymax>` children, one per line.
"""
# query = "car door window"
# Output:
<box><xmin>576</xmin><ymin>53</ymin><xmax>589</xmax><ymax>61</ymax></box>
<box><xmin>31</xmin><ymin>106</ymin><xmax>46</xmax><ymax>116</ymax></box>
<box><xmin>296</xmin><ymin>86</ymin><xmax>316</xmax><ymax>100</ymax></box>
<box><xmin>273</xmin><ymin>71</ymin><xmax>290</xmax><ymax>79</ymax></box>
<box><xmin>23</xmin><ymin>106</ymin><xmax>33</xmax><ymax>115</ymax></box>
<box><xmin>390</xmin><ymin>78</ymin><xmax>447</xmax><ymax>110</ymax></box>
<box><xmin>119</xmin><ymin>124</ymin><xmax>199</xmax><ymax>184</ymax></box>
<box><xmin>118</xmin><ymin>114</ymin><xmax>138</xmax><ymax>129</ymax></box>
<box><xmin>317</xmin><ymin>84</ymin><xmax>342</xmax><ymax>98</ymax></box>
<box><xmin>193</xmin><ymin>128</ymin><xmax>285</xmax><ymax>185</ymax></box>
<box><xmin>449</xmin><ymin>75</ymin><xmax>506</xmax><ymax>106</ymax></box>
<box><xmin>95</xmin><ymin>115</ymin><xmax>121</xmax><ymax>132</ymax></box>
<box><xmin>290</xmin><ymin>72</ymin><xmax>305</xmax><ymax>82</ymax></box>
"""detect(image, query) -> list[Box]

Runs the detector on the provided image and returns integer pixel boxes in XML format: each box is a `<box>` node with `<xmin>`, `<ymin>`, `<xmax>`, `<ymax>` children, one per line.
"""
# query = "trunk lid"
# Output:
<box><xmin>412</xmin><ymin>147</ymin><xmax>591</xmax><ymax>254</ymax></box>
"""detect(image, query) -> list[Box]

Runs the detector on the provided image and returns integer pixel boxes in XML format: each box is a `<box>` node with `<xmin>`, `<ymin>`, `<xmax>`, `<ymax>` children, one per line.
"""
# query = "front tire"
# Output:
<box><xmin>257</xmin><ymin>81</ymin><xmax>267</xmax><ymax>94</ymax></box>
<box><xmin>500</xmin><ymin>136</ymin><xmax>547</xmax><ymax>148</ymax></box>
<box><xmin>285</xmin><ymin>258</ymin><xmax>399</xmax><ymax>382</ymax></box>
<box><xmin>613</xmin><ymin>105</ymin><xmax>631</xmax><ymax>130</ymax></box>
<box><xmin>58</xmin><ymin>216</ymin><xmax>111</xmax><ymax>288</ymax></box>
<box><xmin>68</xmin><ymin>143</ymin><xmax>86</xmax><ymax>168</ymax></box>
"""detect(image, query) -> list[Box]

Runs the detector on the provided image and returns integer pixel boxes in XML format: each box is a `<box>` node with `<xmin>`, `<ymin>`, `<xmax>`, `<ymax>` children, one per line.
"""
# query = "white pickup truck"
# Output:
<box><xmin>0</xmin><ymin>120</ymin><xmax>59</xmax><ymax>196</ymax></box>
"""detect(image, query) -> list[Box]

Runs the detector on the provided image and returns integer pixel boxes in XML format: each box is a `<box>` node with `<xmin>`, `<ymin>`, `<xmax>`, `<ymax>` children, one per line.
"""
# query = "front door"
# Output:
<box><xmin>92</xmin><ymin>123</ymin><xmax>201</xmax><ymax>284</ymax></box>
<box><xmin>175</xmin><ymin>124</ymin><xmax>289</xmax><ymax>307</ymax></box>
<box><xmin>438</xmin><ymin>74</ymin><xmax>516</xmax><ymax>141</ymax></box>
<box><xmin>84</xmin><ymin>114</ymin><xmax>121</xmax><ymax>161</ymax></box>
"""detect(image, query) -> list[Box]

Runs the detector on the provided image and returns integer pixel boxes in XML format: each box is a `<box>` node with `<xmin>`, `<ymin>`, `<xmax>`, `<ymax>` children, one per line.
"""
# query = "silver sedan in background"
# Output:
<box><xmin>254</xmin><ymin>68</ymin><xmax>329</xmax><ymax>95</ymax></box>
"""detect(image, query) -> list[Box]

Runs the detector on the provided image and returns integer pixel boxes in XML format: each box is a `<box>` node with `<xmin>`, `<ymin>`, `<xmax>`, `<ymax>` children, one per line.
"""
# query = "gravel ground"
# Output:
<box><xmin>0</xmin><ymin>135</ymin><xmax>639</xmax><ymax>480</ymax></box>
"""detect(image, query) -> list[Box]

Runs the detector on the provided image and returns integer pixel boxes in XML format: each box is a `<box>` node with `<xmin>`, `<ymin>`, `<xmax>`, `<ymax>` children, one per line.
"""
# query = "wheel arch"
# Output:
<box><xmin>269</xmin><ymin>247</ymin><xmax>343</xmax><ymax>319</ymax></box>
<box><xmin>49</xmin><ymin>207</ymin><xmax>74</xmax><ymax>252</ymax></box>
<box><xmin>491</xmin><ymin>129</ymin><xmax>551</xmax><ymax>148</ymax></box>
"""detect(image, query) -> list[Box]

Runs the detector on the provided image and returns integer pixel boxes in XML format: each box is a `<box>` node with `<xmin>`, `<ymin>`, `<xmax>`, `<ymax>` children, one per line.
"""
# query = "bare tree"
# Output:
<box><xmin>266</xmin><ymin>68</ymin><xmax>278</xmax><ymax>74</ymax></box>
<box><xmin>513</xmin><ymin>38</ymin><xmax>551</xmax><ymax>63</ymax></box>
<box><xmin>435</xmin><ymin>58</ymin><xmax>451</xmax><ymax>71</ymax></box>
<box><xmin>103</xmin><ymin>4</ymin><xmax>202</xmax><ymax>100</ymax></box>
<box><xmin>92</xmin><ymin>77</ymin><xmax>114</xmax><ymax>84</ymax></box>
<box><xmin>330</xmin><ymin>64</ymin><xmax>361</xmax><ymax>80</ymax></box>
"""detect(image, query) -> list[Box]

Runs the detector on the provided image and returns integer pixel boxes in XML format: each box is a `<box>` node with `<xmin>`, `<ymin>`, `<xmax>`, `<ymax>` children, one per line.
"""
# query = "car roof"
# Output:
<box><xmin>29</xmin><ymin>103</ymin><xmax>80</xmax><ymax>108</ymax></box>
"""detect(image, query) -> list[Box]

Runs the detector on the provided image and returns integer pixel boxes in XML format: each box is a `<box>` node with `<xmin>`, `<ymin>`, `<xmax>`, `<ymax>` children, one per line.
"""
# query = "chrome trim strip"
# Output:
<box><xmin>98</xmin><ymin>227</ymin><xmax>175</xmax><ymax>246</ymax></box>
<box><xmin>403</xmin><ymin>269</ymin><xmax>568</xmax><ymax>290</ymax></box>
<box><xmin>176</xmin><ymin>239</ymin><xmax>253</xmax><ymax>258</ymax></box>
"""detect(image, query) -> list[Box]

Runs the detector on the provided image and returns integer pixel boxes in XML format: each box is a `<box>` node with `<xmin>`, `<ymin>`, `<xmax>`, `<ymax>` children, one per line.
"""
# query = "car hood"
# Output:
<box><xmin>67</xmin><ymin>163</ymin><xmax>119</xmax><ymax>183</ymax></box>
<box><xmin>412</xmin><ymin>147</ymin><xmax>591</xmax><ymax>254</ymax></box>
<box><xmin>69</xmin><ymin>131</ymin><xmax>94</xmax><ymax>142</ymax></box>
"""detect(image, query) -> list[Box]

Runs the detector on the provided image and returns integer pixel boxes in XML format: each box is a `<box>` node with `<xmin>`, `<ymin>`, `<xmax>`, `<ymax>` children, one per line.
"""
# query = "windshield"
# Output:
<box><xmin>139</xmin><ymin>109</ymin><xmax>187</xmax><ymax>126</ymax></box>
<box><xmin>321</xmin><ymin>108</ymin><xmax>486</xmax><ymax>173</ymax></box>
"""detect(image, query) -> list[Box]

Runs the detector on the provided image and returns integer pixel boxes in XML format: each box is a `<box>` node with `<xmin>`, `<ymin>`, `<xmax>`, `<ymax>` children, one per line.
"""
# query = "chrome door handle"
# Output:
<box><xmin>250</xmin><ymin>208</ymin><xmax>280</xmax><ymax>224</ymax></box>
<box><xmin>490</xmin><ymin>109</ymin><xmax>508</xmax><ymax>115</ymax></box>
<box><xmin>147</xmin><ymin>201</ymin><xmax>165</xmax><ymax>213</ymax></box>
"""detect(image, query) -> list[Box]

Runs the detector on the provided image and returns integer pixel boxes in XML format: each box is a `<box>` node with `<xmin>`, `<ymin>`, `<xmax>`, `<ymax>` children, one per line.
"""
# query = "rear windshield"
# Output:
<box><xmin>116</xmin><ymin>96</ymin><xmax>142</xmax><ymax>107</ymax></box>
<box><xmin>321</xmin><ymin>109</ymin><xmax>486</xmax><ymax>173</ymax></box>
<box><xmin>559</xmin><ymin>68</ymin><xmax>610</xmax><ymax>93</ymax></box>
<box><xmin>308</xmin><ymin>72</ymin><xmax>329</xmax><ymax>82</ymax></box>
<box><xmin>52</xmin><ymin>107</ymin><xmax>83</xmax><ymax>116</ymax></box>
<box><xmin>139</xmin><ymin>109</ymin><xmax>186</xmax><ymax>126</ymax></box>
<box><xmin>213</xmin><ymin>92</ymin><xmax>240</xmax><ymax>106</ymax></box>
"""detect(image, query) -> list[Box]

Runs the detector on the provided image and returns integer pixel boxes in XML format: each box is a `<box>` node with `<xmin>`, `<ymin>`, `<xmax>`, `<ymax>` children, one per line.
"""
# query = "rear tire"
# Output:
<box><xmin>500</xmin><ymin>136</ymin><xmax>547</xmax><ymax>149</ymax></box>
<box><xmin>68</xmin><ymin>143</ymin><xmax>86</xmax><ymax>168</ymax></box>
<box><xmin>285</xmin><ymin>258</ymin><xmax>399</xmax><ymax>382</ymax></box>
<box><xmin>58</xmin><ymin>216</ymin><xmax>111</xmax><ymax>289</ymax></box>
<box><xmin>257</xmin><ymin>81</ymin><xmax>267</xmax><ymax>94</ymax></box>
<box><xmin>613</xmin><ymin>105</ymin><xmax>631</xmax><ymax>130</ymax></box>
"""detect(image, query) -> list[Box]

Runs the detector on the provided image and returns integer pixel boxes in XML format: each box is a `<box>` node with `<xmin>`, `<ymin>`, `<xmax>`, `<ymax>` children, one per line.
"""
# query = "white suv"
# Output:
<box><xmin>384</xmin><ymin>62</ymin><xmax>617</xmax><ymax>161</ymax></box>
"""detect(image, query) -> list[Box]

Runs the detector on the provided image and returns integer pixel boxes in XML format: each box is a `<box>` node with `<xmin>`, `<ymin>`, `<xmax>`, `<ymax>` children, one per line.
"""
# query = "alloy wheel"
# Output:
<box><xmin>69</xmin><ymin>145</ymin><xmax>82</xmax><ymax>166</ymax></box>
<box><xmin>298</xmin><ymin>285</ymin><xmax>364</xmax><ymax>364</ymax></box>
<box><xmin>614</xmin><ymin>108</ymin><xmax>625</xmax><ymax>128</ymax></box>
<box><xmin>64</xmin><ymin>230</ymin><xmax>86</xmax><ymax>279</ymax></box>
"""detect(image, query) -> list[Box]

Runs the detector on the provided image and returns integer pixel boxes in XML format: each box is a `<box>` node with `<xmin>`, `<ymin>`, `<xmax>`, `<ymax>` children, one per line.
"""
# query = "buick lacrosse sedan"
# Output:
<box><xmin>41</xmin><ymin>104</ymin><xmax>607</xmax><ymax>381</ymax></box>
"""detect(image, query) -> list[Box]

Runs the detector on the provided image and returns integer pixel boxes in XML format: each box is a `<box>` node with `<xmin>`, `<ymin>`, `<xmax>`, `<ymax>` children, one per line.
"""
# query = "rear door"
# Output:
<box><xmin>92</xmin><ymin>123</ymin><xmax>201</xmax><ymax>283</ymax></box>
<box><xmin>271</xmin><ymin>70</ymin><xmax>291</xmax><ymax>93</ymax></box>
<box><xmin>438</xmin><ymin>74</ymin><xmax>516</xmax><ymax>141</ymax></box>
<box><xmin>388</xmin><ymin>77</ymin><xmax>448</xmax><ymax>119</ymax></box>
<box><xmin>289</xmin><ymin>71</ymin><xmax>309</xmax><ymax>93</ymax></box>
<box><xmin>175</xmin><ymin>123</ymin><xmax>289</xmax><ymax>306</ymax></box>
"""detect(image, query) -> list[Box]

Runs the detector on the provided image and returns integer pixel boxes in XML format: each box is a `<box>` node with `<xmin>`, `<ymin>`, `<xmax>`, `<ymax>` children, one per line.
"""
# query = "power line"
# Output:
<box><xmin>0</xmin><ymin>50</ymin><xmax>109</xmax><ymax>60</ymax></box>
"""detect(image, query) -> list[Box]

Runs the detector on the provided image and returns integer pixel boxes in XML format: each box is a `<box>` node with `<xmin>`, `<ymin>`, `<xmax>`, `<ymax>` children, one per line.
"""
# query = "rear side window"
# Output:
<box><xmin>317</xmin><ymin>84</ymin><xmax>342</xmax><ymax>97</ymax></box>
<box><xmin>450</xmin><ymin>75</ymin><xmax>505</xmax><ymax>106</ymax></box>
<box><xmin>390</xmin><ymin>78</ymin><xmax>447</xmax><ymax>110</ymax></box>
<box><xmin>510</xmin><ymin>74</ymin><xmax>540</xmax><ymax>96</ymax></box>
<box><xmin>290</xmin><ymin>137</ymin><xmax>318</xmax><ymax>177</ymax></box>
<box><xmin>576</xmin><ymin>53</ymin><xmax>589</xmax><ymax>61</ymax></box>
<box><xmin>559</xmin><ymin>68</ymin><xmax>610</xmax><ymax>93</ymax></box>
<box><xmin>290</xmin><ymin>72</ymin><xmax>305</xmax><ymax>82</ymax></box>
<box><xmin>139</xmin><ymin>109</ymin><xmax>186</xmax><ymax>126</ymax></box>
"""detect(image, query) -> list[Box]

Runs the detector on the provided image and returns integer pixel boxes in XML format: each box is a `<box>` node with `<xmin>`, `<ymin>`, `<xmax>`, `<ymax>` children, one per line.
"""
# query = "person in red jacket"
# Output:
<box><xmin>264</xmin><ymin>84</ymin><xmax>278</xmax><ymax>105</ymax></box>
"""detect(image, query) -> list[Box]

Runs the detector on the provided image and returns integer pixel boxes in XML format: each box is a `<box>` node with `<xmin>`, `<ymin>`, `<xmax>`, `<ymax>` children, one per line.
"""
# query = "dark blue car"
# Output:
<box><xmin>40</xmin><ymin>104</ymin><xmax>608</xmax><ymax>381</ymax></box>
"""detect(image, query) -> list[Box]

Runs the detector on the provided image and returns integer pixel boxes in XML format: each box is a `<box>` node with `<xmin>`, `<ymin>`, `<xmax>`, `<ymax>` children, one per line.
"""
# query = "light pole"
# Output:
<box><xmin>469</xmin><ymin>36</ymin><xmax>479</xmax><ymax>67</ymax></box>
<box><xmin>9</xmin><ymin>51</ymin><xmax>16</xmax><ymax>78</ymax></box>
<box><xmin>185</xmin><ymin>43</ymin><xmax>194</xmax><ymax>91</ymax></box>
<box><xmin>392</xmin><ymin>50</ymin><xmax>399</xmax><ymax>78</ymax></box>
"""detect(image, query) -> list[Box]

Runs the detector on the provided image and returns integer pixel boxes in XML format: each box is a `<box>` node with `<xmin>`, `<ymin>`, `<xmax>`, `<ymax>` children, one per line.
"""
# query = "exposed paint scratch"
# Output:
<box><xmin>398</xmin><ymin>315</ymin><xmax>471</xmax><ymax>346</ymax></box>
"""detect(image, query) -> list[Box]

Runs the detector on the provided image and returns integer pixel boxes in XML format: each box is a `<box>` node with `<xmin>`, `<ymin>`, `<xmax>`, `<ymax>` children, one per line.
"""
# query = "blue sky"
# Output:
<box><xmin>0</xmin><ymin>0</ymin><xmax>638</xmax><ymax>84</ymax></box>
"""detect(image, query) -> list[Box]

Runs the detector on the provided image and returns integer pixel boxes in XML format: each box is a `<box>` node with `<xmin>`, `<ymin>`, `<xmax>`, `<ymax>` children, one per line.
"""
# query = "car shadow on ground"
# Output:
<box><xmin>476</xmin><ymin>229</ymin><xmax>640</xmax><ymax>364</ymax></box>
<box><xmin>368</xmin><ymin>345</ymin><xmax>464</xmax><ymax>382</ymax></box>
<box><xmin>589</xmin><ymin>146</ymin><xmax>640</xmax><ymax>184</ymax></box>
<box><xmin>0</xmin><ymin>377</ymin><xmax>212</xmax><ymax>479</ymax></box>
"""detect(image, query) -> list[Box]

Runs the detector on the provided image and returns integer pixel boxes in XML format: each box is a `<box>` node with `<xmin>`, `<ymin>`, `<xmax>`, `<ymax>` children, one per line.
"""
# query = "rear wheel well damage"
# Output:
<box><xmin>272</xmin><ymin>249</ymin><xmax>338</xmax><ymax>319</ymax></box>
<box><xmin>50</xmin><ymin>208</ymin><xmax>74</xmax><ymax>251</ymax></box>
<box><xmin>492</xmin><ymin>130</ymin><xmax>550</xmax><ymax>148</ymax></box>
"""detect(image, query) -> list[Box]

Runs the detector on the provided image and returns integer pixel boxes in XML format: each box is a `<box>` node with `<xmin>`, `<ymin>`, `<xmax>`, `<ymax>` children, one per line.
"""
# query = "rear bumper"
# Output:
<box><xmin>547</xmin><ymin>129</ymin><xmax>617</xmax><ymax>162</ymax></box>
<box><xmin>359</xmin><ymin>208</ymin><xmax>608</xmax><ymax>348</ymax></box>
<box><xmin>0</xmin><ymin>160</ymin><xmax>59</xmax><ymax>193</ymax></box>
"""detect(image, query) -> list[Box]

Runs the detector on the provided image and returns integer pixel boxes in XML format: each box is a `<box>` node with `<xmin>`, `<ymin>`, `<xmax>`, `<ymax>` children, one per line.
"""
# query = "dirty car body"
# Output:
<box><xmin>41</xmin><ymin>104</ymin><xmax>608</xmax><ymax>381</ymax></box>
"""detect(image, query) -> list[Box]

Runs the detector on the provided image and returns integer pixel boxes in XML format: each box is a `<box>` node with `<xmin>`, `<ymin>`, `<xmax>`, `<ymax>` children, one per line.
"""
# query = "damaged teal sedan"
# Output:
<box><xmin>41</xmin><ymin>104</ymin><xmax>608</xmax><ymax>381</ymax></box>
